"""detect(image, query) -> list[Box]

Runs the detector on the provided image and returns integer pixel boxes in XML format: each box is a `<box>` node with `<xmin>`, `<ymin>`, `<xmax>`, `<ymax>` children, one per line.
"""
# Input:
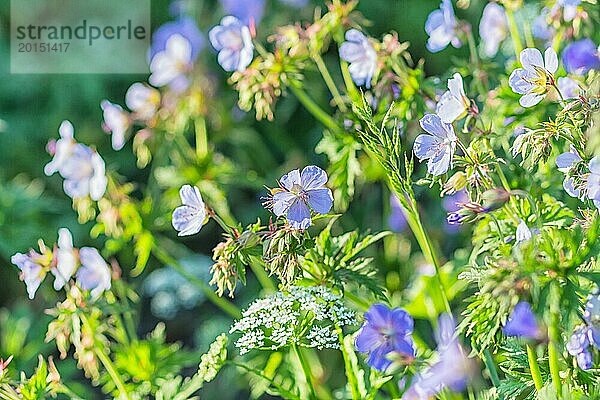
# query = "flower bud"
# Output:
<box><xmin>481</xmin><ymin>188</ymin><xmax>511</xmax><ymax>212</ymax></box>
<box><xmin>442</xmin><ymin>172</ymin><xmax>467</xmax><ymax>195</ymax></box>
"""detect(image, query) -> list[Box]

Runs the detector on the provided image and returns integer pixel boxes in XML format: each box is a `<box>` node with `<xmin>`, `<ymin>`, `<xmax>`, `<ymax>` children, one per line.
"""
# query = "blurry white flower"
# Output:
<box><xmin>479</xmin><ymin>3</ymin><xmax>508</xmax><ymax>57</ymax></box>
<box><xmin>44</xmin><ymin>121</ymin><xmax>107</xmax><ymax>201</ymax></box>
<box><xmin>515</xmin><ymin>219</ymin><xmax>533</xmax><ymax>243</ymax></box>
<box><xmin>52</xmin><ymin>228</ymin><xmax>77</xmax><ymax>290</ymax></box>
<box><xmin>101</xmin><ymin>100</ymin><xmax>130</xmax><ymax>151</ymax></box>
<box><xmin>10</xmin><ymin>251</ymin><xmax>46</xmax><ymax>299</ymax></box>
<box><xmin>172</xmin><ymin>185</ymin><xmax>207</xmax><ymax>236</ymax></box>
<box><xmin>209</xmin><ymin>16</ymin><xmax>254</xmax><ymax>72</ymax></box>
<box><xmin>149</xmin><ymin>34</ymin><xmax>193</xmax><ymax>87</ymax></box>
<box><xmin>76</xmin><ymin>247</ymin><xmax>111</xmax><ymax>299</ymax></box>
<box><xmin>557</xmin><ymin>77</ymin><xmax>580</xmax><ymax>99</ymax></box>
<box><xmin>436</xmin><ymin>73</ymin><xmax>470</xmax><ymax>123</ymax></box>
<box><xmin>338</xmin><ymin>29</ymin><xmax>377</xmax><ymax>88</ymax></box>
<box><xmin>125</xmin><ymin>83</ymin><xmax>161</xmax><ymax>120</ymax></box>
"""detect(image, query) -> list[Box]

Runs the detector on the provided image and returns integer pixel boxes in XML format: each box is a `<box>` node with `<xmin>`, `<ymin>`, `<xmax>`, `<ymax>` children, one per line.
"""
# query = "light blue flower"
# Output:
<box><xmin>339</xmin><ymin>29</ymin><xmax>377</xmax><ymax>88</ymax></box>
<box><xmin>149</xmin><ymin>33</ymin><xmax>194</xmax><ymax>87</ymax></box>
<box><xmin>172</xmin><ymin>185</ymin><xmax>207</xmax><ymax>236</ymax></box>
<box><xmin>558</xmin><ymin>0</ymin><xmax>581</xmax><ymax>21</ymax></box>
<box><xmin>503</xmin><ymin>301</ymin><xmax>541</xmax><ymax>339</ymax></box>
<box><xmin>125</xmin><ymin>83</ymin><xmax>161</xmax><ymax>121</ymax></box>
<box><xmin>556</xmin><ymin>145</ymin><xmax>583</xmax><ymax>198</ymax></box>
<box><xmin>567</xmin><ymin>326</ymin><xmax>593</xmax><ymax>370</ymax></box>
<box><xmin>509</xmin><ymin>47</ymin><xmax>559</xmax><ymax>107</ymax></box>
<box><xmin>51</xmin><ymin>228</ymin><xmax>77</xmax><ymax>291</ymax></box>
<box><xmin>271</xmin><ymin>166</ymin><xmax>333</xmax><ymax>230</ymax></box>
<box><xmin>532</xmin><ymin>10</ymin><xmax>554</xmax><ymax>42</ymax></box>
<box><xmin>414</xmin><ymin>114</ymin><xmax>457</xmax><ymax>176</ymax></box>
<box><xmin>403</xmin><ymin>314</ymin><xmax>471</xmax><ymax>399</ymax></box>
<box><xmin>220</xmin><ymin>0</ymin><xmax>265</xmax><ymax>25</ymax></box>
<box><xmin>150</xmin><ymin>17</ymin><xmax>204</xmax><ymax>60</ymax></box>
<box><xmin>355</xmin><ymin>304</ymin><xmax>415</xmax><ymax>372</ymax></box>
<box><xmin>76</xmin><ymin>247</ymin><xmax>111</xmax><ymax>299</ymax></box>
<box><xmin>436</xmin><ymin>73</ymin><xmax>470</xmax><ymax>123</ymax></box>
<box><xmin>515</xmin><ymin>219</ymin><xmax>533</xmax><ymax>243</ymax></box>
<box><xmin>44</xmin><ymin>121</ymin><xmax>107</xmax><ymax>201</ymax></box>
<box><xmin>557</xmin><ymin>77</ymin><xmax>580</xmax><ymax>99</ymax></box>
<box><xmin>389</xmin><ymin>195</ymin><xmax>407</xmax><ymax>232</ymax></box>
<box><xmin>587</xmin><ymin>156</ymin><xmax>600</xmax><ymax>209</ymax></box>
<box><xmin>585</xmin><ymin>293</ymin><xmax>600</xmax><ymax>347</ymax></box>
<box><xmin>479</xmin><ymin>3</ymin><xmax>507</xmax><ymax>58</ymax></box>
<box><xmin>209</xmin><ymin>16</ymin><xmax>254</xmax><ymax>72</ymax></box>
<box><xmin>11</xmin><ymin>251</ymin><xmax>46</xmax><ymax>300</ymax></box>
<box><xmin>425</xmin><ymin>0</ymin><xmax>461</xmax><ymax>53</ymax></box>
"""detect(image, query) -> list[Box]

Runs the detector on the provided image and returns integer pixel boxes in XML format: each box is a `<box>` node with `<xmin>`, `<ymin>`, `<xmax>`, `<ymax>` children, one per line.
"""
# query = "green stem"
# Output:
<box><xmin>229</xmin><ymin>361</ymin><xmax>301</xmax><ymax>400</ymax></box>
<box><xmin>505</xmin><ymin>9</ymin><xmax>523</xmax><ymax>59</ymax></box>
<box><xmin>249</xmin><ymin>258</ymin><xmax>276</xmax><ymax>292</ymax></box>
<box><xmin>292</xmin><ymin>344</ymin><xmax>318</xmax><ymax>400</ymax></box>
<box><xmin>527</xmin><ymin>344</ymin><xmax>543</xmax><ymax>392</ymax></box>
<box><xmin>195</xmin><ymin>116</ymin><xmax>208</xmax><ymax>160</ymax></box>
<box><xmin>152</xmin><ymin>245</ymin><xmax>242</xmax><ymax>319</ymax></box>
<box><xmin>289</xmin><ymin>82</ymin><xmax>340</xmax><ymax>132</ymax></box>
<box><xmin>312</xmin><ymin>53</ymin><xmax>347</xmax><ymax>112</ymax></box>
<box><xmin>548</xmin><ymin>311</ymin><xmax>562</xmax><ymax>397</ymax></box>
<box><xmin>483</xmin><ymin>349</ymin><xmax>501</xmax><ymax>390</ymax></box>
<box><xmin>465</xmin><ymin>27</ymin><xmax>487</xmax><ymax>97</ymax></box>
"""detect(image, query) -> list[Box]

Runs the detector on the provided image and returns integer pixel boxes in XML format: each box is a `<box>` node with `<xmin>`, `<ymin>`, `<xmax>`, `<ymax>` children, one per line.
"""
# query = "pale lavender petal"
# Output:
<box><xmin>286</xmin><ymin>199</ymin><xmax>311</xmax><ymax>229</ymax></box>
<box><xmin>279</xmin><ymin>169</ymin><xmax>301</xmax><ymax>190</ymax></box>
<box><xmin>520</xmin><ymin>48</ymin><xmax>544</xmax><ymax>71</ymax></box>
<box><xmin>300</xmin><ymin>165</ymin><xmax>328</xmax><ymax>190</ymax></box>
<box><xmin>544</xmin><ymin>47</ymin><xmax>559</xmax><ymax>73</ymax></box>
<box><xmin>179</xmin><ymin>185</ymin><xmax>204</xmax><ymax>208</ymax></box>
<box><xmin>272</xmin><ymin>191</ymin><xmax>296</xmax><ymax>216</ymax></box>
<box><xmin>509</xmin><ymin>69</ymin><xmax>535</xmax><ymax>94</ymax></box>
<box><xmin>519</xmin><ymin>92</ymin><xmax>545</xmax><ymax>107</ymax></box>
<box><xmin>556</xmin><ymin>151</ymin><xmax>581</xmax><ymax>169</ymax></box>
<box><xmin>307</xmin><ymin>188</ymin><xmax>333</xmax><ymax>214</ymax></box>
<box><xmin>414</xmin><ymin>134</ymin><xmax>440</xmax><ymax>160</ymax></box>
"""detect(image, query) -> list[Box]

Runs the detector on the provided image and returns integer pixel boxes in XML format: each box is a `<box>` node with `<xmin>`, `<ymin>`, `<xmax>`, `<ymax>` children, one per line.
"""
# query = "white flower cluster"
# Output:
<box><xmin>230</xmin><ymin>286</ymin><xmax>357</xmax><ymax>355</ymax></box>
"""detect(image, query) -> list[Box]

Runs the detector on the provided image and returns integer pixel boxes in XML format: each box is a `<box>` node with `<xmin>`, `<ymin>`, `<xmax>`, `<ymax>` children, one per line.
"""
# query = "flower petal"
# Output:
<box><xmin>179</xmin><ymin>185</ymin><xmax>204</xmax><ymax>208</ymax></box>
<box><xmin>414</xmin><ymin>134</ymin><xmax>440</xmax><ymax>160</ymax></box>
<box><xmin>172</xmin><ymin>205</ymin><xmax>205</xmax><ymax>236</ymax></box>
<box><xmin>307</xmin><ymin>188</ymin><xmax>333</xmax><ymax>214</ymax></box>
<box><xmin>519</xmin><ymin>92</ymin><xmax>545</xmax><ymax>107</ymax></box>
<box><xmin>286</xmin><ymin>199</ymin><xmax>311</xmax><ymax>229</ymax></box>
<box><xmin>279</xmin><ymin>169</ymin><xmax>301</xmax><ymax>191</ymax></box>
<box><xmin>508</xmin><ymin>69</ymin><xmax>535</xmax><ymax>94</ymax></box>
<box><xmin>300</xmin><ymin>165</ymin><xmax>328</xmax><ymax>190</ymax></box>
<box><xmin>520</xmin><ymin>48</ymin><xmax>544</xmax><ymax>71</ymax></box>
<box><xmin>272</xmin><ymin>191</ymin><xmax>296</xmax><ymax>216</ymax></box>
<box><xmin>544</xmin><ymin>47</ymin><xmax>558</xmax><ymax>73</ymax></box>
<box><xmin>436</xmin><ymin>90</ymin><xmax>466</xmax><ymax>123</ymax></box>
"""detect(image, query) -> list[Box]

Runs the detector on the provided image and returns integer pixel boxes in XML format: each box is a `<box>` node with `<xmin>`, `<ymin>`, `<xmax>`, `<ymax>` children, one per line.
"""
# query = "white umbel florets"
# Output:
<box><xmin>230</xmin><ymin>286</ymin><xmax>357</xmax><ymax>354</ymax></box>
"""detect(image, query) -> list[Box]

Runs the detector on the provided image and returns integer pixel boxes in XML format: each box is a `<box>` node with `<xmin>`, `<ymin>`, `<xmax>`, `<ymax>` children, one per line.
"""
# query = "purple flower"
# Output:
<box><xmin>172</xmin><ymin>185</ymin><xmax>207</xmax><ymax>236</ymax></box>
<box><xmin>150</xmin><ymin>17</ymin><xmax>204</xmax><ymax>60</ymax></box>
<box><xmin>209</xmin><ymin>16</ymin><xmax>254</xmax><ymax>72</ymax></box>
<box><xmin>567</xmin><ymin>325</ymin><xmax>593</xmax><ymax>369</ymax></box>
<box><xmin>425</xmin><ymin>0</ymin><xmax>461</xmax><ymax>53</ymax></box>
<box><xmin>557</xmin><ymin>77</ymin><xmax>580</xmax><ymax>99</ymax></box>
<box><xmin>339</xmin><ymin>29</ymin><xmax>377</xmax><ymax>88</ymax></box>
<box><xmin>76</xmin><ymin>247</ymin><xmax>111</xmax><ymax>299</ymax></box>
<box><xmin>503</xmin><ymin>301</ymin><xmax>541</xmax><ymax>339</ymax></box>
<box><xmin>389</xmin><ymin>195</ymin><xmax>407</xmax><ymax>232</ymax></box>
<box><xmin>479</xmin><ymin>3</ymin><xmax>508</xmax><ymax>58</ymax></box>
<box><xmin>414</xmin><ymin>114</ymin><xmax>457</xmax><ymax>176</ymax></box>
<box><xmin>584</xmin><ymin>293</ymin><xmax>600</xmax><ymax>347</ymax></box>
<box><xmin>509</xmin><ymin>47</ymin><xmax>559</xmax><ymax>107</ymax></box>
<box><xmin>576</xmin><ymin>349</ymin><xmax>593</xmax><ymax>370</ymax></box>
<box><xmin>11</xmin><ymin>251</ymin><xmax>46</xmax><ymax>299</ymax></box>
<box><xmin>556</xmin><ymin>145</ymin><xmax>584</xmax><ymax>199</ymax></box>
<box><xmin>220</xmin><ymin>0</ymin><xmax>265</xmax><ymax>25</ymax></box>
<box><xmin>51</xmin><ymin>228</ymin><xmax>77</xmax><ymax>291</ymax></box>
<box><xmin>587</xmin><ymin>157</ymin><xmax>600</xmax><ymax>210</ymax></box>
<box><xmin>355</xmin><ymin>304</ymin><xmax>415</xmax><ymax>372</ymax></box>
<box><xmin>271</xmin><ymin>166</ymin><xmax>333</xmax><ymax>230</ymax></box>
<box><xmin>403</xmin><ymin>314</ymin><xmax>471</xmax><ymax>399</ymax></box>
<box><xmin>562</xmin><ymin>39</ymin><xmax>600</xmax><ymax>75</ymax></box>
<box><xmin>436</xmin><ymin>73</ymin><xmax>470</xmax><ymax>123</ymax></box>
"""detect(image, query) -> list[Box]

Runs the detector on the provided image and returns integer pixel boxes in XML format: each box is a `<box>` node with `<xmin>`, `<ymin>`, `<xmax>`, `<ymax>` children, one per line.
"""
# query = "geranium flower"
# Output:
<box><xmin>76</xmin><ymin>247</ymin><xmax>111</xmax><ymax>299</ymax></box>
<box><xmin>587</xmin><ymin>156</ymin><xmax>600</xmax><ymax>209</ymax></box>
<box><xmin>10</xmin><ymin>251</ymin><xmax>46</xmax><ymax>299</ymax></box>
<box><xmin>270</xmin><ymin>166</ymin><xmax>333</xmax><ymax>230</ymax></box>
<box><xmin>558</xmin><ymin>0</ymin><xmax>581</xmax><ymax>21</ymax></box>
<box><xmin>209</xmin><ymin>16</ymin><xmax>254</xmax><ymax>72</ymax></box>
<box><xmin>479</xmin><ymin>2</ymin><xmax>508</xmax><ymax>57</ymax></box>
<box><xmin>556</xmin><ymin>146</ymin><xmax>583</xmax><ymax>198</ymax></box>
<box><xmin>567</xmin><ymin>326</ymin><xmax>593</xmax><ymax>370</ymax></box>
<box><xmin>503</xmin><ymin>301</ymin><xmax>541</xmax><ymax>339</ymax></box>
<box><xmin>425</xmin><ymin>0</ymin><xmax>461</xmax><ymax>53</ymax></box>
<box><xmin>44</xmin><ymin>121</ymin><xmax>107</xmax><ymax>201</ymax></box>
<box><xmin>51</xmin><ymin>228</ymin><xmax>77</xmax><ymax>290</ymax></box>
<box><xmin>355</xmin><ymin>304</ymin><xmax>415</xmax><ymax>372</ymax></box>
<box><xmin>125</xmin><ymin>83</ymin><xmax>161</xmax><ymax>120</ymax></box>
<box><xmin>557</xmin><ymin>77</ymin><xmax>580</xmax><ymax>99</ymax></box>
<box><xmin>436</xmin><ymin>73</ymin><xmax>470</xmax><ymax>123</ymax></box>
<box><xmin>339</xmin><ymin>29</ymin><xmax>377</xmax><ymax>88</ymax></box>
<box><xmin>150</xmin><ymin>17</ymin><xmax>204</xmax><ymax>60</ymax></box>
<box><xmin>172</xmin><ymin>185</ymin><xmax>207</xmax><ymax>236</ymax></box>
<box><xmin>562</xmin><ymin>39</ymin><xmax>600</xmax><ymax>75</ymax></box>
<box><xmin>532</xmin><ymin>10</ymin><xmax>554</xmax><ymax>43</ymax></box>
<box><xmin>414</xmin><ymin>114</ymin><xmax>457</xmax><ymax>176</ymax></box>
<box><xmin>220</xmin><ymin>0</ymin><xmax>265</xmax><ymax>25</ymax></box>
<box><xmin>101</xmin><ymin>100</ymin><xmax>130</xmax><ymax>151</ymax></box>
<box><xmin>403</xmin><ymin>314</ymin><xmax>471</xmax><ymax>399</ymax></box>
<box><xmin>509</xmin><ymin>47</ymin><xmax>559</xmax><ymax>107</ymax></box>
<box><xmin>515</xmin><ymin>219</ymin><xmax>533</xmax><ymax>243</ymax></box>
<box><xmin>149</xmin><ymin>34</ymin><xmax>194</xmax><ymax>87</ymax></box>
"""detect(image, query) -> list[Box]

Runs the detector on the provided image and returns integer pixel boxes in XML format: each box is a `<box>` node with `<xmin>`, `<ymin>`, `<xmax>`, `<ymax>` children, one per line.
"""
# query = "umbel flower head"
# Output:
<box><xmin>269</xmin><ymin>165</ymin><xmax>333</xmax><ymax>230</ymax></box>
<box><xmin>509</xmin><ymin>47</ymin><xmax>559</xmax><ymax>107</ymax></box>
<box><xmin>229</xmin><ymin>286</ymin><xmax>356</xmax><ymax>355</ymax></box>
<box><xmin>355</xmin><ymin>304</ymin><xmax>415</xmax><ymax>372</ymax></box>
<box><xmin>209</xmin><ymin>16</ymin><xmax>254</xmax><ymax>72</ymax></box>
<box><xmin>172</xmin><ymin>185</ymin><xmax>207</xmax><ymax>236</ymax></box>
<box><xmin>44</xmin><ymin>120</ymin><xmax>107</xmax><ymax>201</ymax></box>
<box><xmin>338</xmin><ymin>29</ymin><xmax>377</xmax><ymax>88</ymax></box>
<box><xmin>414</xmin><ymin>114</ymin><xmax>457</xmax><ymax>176</ymax></box>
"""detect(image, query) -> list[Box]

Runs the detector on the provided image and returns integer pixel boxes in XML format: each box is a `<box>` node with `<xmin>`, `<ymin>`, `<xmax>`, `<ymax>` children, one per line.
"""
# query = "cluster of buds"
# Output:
<box><xmin>263</xmin><ymin>227</ymin><xmax>311</xmax><ymax>287</ymax></box>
